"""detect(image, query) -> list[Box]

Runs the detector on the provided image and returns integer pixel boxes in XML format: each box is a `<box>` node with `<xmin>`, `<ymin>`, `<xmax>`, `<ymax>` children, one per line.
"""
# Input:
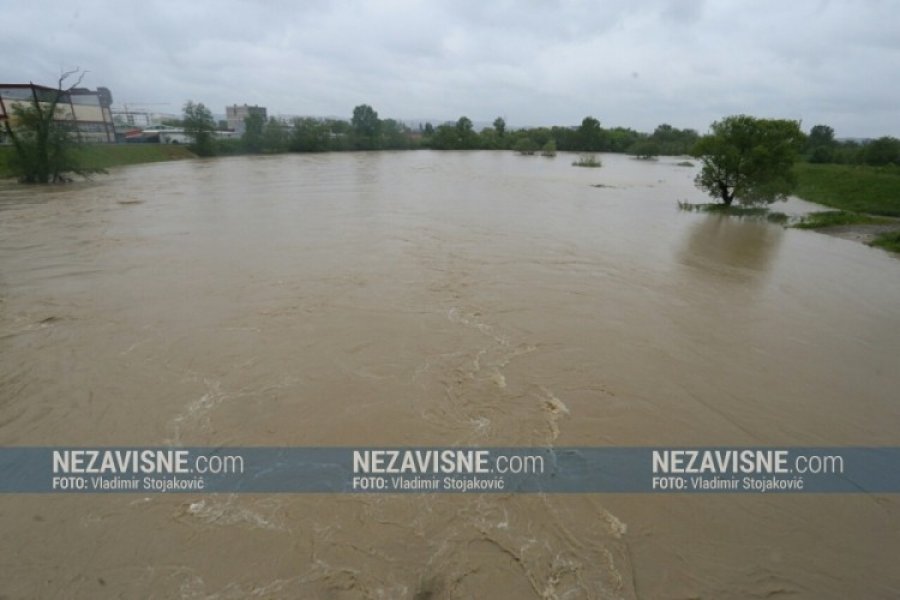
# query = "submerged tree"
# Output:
<box><xmin>693</xmin><ymin>115</ymin><xmax>805</xmax><ymax>206</ymax></box>
<box><xmin>628</xmin><ymin>138</ymin><xmax>660</xmax><ymax>160</ymax></box>
<box><xmin>513</xmin><ymin>137</ymin><xmax>539</xmax><ymax>155</ymax></box>
<box><xmin>2</xmin><ymin>69</ymin><xmax>102</xmax><ymax>183</ymax></box>
<box><xmin>541</xmin><ymin>139</ymin><xmax>557</xmax><ymax>157</ymax></box>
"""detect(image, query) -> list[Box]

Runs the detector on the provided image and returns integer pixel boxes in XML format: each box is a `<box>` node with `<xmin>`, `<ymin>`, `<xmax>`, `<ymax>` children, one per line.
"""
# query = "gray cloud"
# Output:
<box><xmin>2</xmin><ymin>0</ymin><xmax>898</xmax><ymax>137</ymax></box>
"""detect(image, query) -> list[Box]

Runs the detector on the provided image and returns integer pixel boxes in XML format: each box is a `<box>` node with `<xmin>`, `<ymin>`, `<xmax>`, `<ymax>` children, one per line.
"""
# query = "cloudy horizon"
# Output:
<box><xmin>3</xmin><ymin>0</ymin><xmax>898</xmax><ymax>137</ymax></box>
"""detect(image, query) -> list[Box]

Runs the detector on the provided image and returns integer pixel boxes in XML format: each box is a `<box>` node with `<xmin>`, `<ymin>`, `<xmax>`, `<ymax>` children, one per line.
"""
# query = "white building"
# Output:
<box><xmin>226</xmin><ymin>104</ymin><xmax>267</xmax><ymax>135</ymax></box>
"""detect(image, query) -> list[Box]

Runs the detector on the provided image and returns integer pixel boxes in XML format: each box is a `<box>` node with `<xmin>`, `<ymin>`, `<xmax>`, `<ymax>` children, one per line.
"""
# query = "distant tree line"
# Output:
<box><xmin>802</xmin><ymin>124</ymin><xmax>900</xmax><ymax>166</ymax></box>
<box><xmin>424</xmin><ymin>116</ymin><xmax>699</xmax><ymax>157</ymax></box>
<box><xmin>177</xmin><ymin>101</ymin><xmax>702</xmax><ymax>158</ymax></box>
<box><xmin>177</xmin><ymin>100</ymin><xmax>899</xmax><ymax>171</ymax></box>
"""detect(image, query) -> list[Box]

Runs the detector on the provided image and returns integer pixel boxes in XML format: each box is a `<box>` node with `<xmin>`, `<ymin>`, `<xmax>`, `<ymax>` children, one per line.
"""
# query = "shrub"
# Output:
<box><xmin>572</xmin><ymin>154</ymin><xmax>602</xmax><ymax>167</ymax></box>
<box><xmin>541</xmin><ymin>140</ymin><xmax>557</xmax><ymax>157</ymax></box>
<box><xmin>513</xmin><ymin>137</ymin><xmax>539</xmax><ymax>155</ymax></box>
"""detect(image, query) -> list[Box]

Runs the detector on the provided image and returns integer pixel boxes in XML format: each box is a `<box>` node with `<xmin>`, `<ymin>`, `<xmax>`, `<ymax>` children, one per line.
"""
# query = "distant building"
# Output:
<box><xmin>0</xmin><ymin>83</ymin><xmax>116</xmax><ymax>143</ymax></box>
<box><xmin>226</xmin><ymin>104</ymin><xmax>267</xmax><ymax>135</ymax></box>
<box><xmin>125</xmin><ymin>125</ymin><xmax>192</xmax><ymax>145</ymax></box>
<box><xmin>112</xmin><ymin>109</ymin><xmax>154</xmax><ymax>129</ymax></box>
<box><xmin>124</xmin><ymin>125</ymin><xmax>239</xmax><ymax>145</ymax></box>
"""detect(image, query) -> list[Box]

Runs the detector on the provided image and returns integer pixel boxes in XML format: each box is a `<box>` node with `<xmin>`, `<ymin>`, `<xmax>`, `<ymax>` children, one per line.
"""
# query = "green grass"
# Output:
<box><xmin>73</xmin><ymin>144</ymin><xmax>196</xmax><ymax>169</ymax></box>
<box><xmin>791</xmin><ymin>210</ymin><xmax>892</xmax><ymax>229</ymax></box>
<box><xmin>869</xmin><ymin>231</ymin><xmax>900</xmax><ymax>253</ymax></box>
<box><xmin>1</xmin><ymin>144</ymin><xmax>196</xmax><ymax>179</ymax></box>
<box><xmin>793</xmin><ymin>163</ymin><xmax>900</xmax><ymax>217</ymax></box>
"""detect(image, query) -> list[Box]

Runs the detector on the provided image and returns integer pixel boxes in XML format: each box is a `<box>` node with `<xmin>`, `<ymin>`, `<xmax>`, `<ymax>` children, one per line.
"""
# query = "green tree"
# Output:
<box><xmin>606</xmin><ymin>127</ymin><xmax>642</xmax><ymax>153</ymax></box>
<box><xmin>455</xmin><ymin>116</ymin><xmax>478</xmax><ymax>149</ymax></box>
<box><xmin>577</xmin><ymin>116</ymin><xmax>606</xmax><ymax>151</ymax></box>
<box><xmin>351</xmin><ymin>104</ymin><xmax>381</xmax><ymax>149</ymax></box>
<box><xmin>693</xmin><ymin>115</ymin><xmax>805</xmax><ymax>206</ymax></box>
<box><xmin>263</xmin><ymin>117</ymin><xmax>286</xmax><ymax>153</ymax></box>
<box><xmin>863</xmin><ymin>136</ymin><xmax>900</xmax><ymax>166</ymax></box>
<box><xmin>381</xmin><ymin>118</ymin><xmax>411</xmax><ymax>149</ymax></box>
<box><xmin>806</xmin><ymin>124</ymin><xmax>836</xmax><ymax>163</ymax></box>
<box><xmin>2</xmin><ymin>70</ymin><xmax>101</xmax><ymax>183</ymax></box>
<box><xmin>629</xmin><ymin>138</ymin><xmax>660</xmax><ymax>160</ymax></box>
<box><xmin>183</xmin><ymin>100</ymin><xmax>216</xmax><ymax>156</ymax></box>
<box><xmin>290</xmin><ymin>118</ymin><xmax>331</xmax><ymax>152</ymax></box>
<box><xmin>429</xmin><ymin>124</ymin><xmax>459</xmax><ymax>149</ymax></box>
<box><xmin>550</xmin><ymin>126</ymin><xmax>578</xmax><ymax>151</ymax></box>
<box><xmin>427</xmin><ymin>118</ymin><xmax>480</xmax><ymax>150</ymax></box>
<box><xmin>541</xmin><ymin>139</ymin><xmax>557</xmax><ymax>157</ymax></box>
<box><xmin>648</xmin><ymin>123</ymin><xmax>698</xmax><ymax>155</ymax></box>
<box><xmin>513</xmin><ymin>137</ymin><xmax>539</xmax><ymax>155</ymax></box>
<box><xmin>325</xmin><ymin>119</ymin><xmax>353</xmax><ymax>151</ymax></box>
<box><xmin>242</xmin><ymin>111</ymin><xmax>265</xmax><ymax>153</ymax></box>
<box><xmin>479</xmin><ymin>127</ymin><xmax>501</xmax><ymax>149</ymax></box>
<box><xmin>807</xmin><ymin>124</ymin><xmax>835</xmax><ymax>148</ymax></box>
<box><xmin>493</xmin><ymin>117</ymin><xmax>506</xmax><ymax>138</ymax></box>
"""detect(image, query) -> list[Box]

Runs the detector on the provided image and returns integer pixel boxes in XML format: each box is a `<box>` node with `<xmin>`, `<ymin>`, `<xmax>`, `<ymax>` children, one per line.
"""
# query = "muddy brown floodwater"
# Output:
<box><xmin>1</xmin><ymin>151</ymin><xmax>899</xmax><ymax>599</ymax></box>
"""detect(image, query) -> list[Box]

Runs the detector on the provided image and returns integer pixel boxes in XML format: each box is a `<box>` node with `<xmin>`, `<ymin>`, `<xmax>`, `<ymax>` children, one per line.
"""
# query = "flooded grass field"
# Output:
<box><xmin>1</xmin><ymin>151</ymin><xmax>899</xmax><ymax>598</ymax></box>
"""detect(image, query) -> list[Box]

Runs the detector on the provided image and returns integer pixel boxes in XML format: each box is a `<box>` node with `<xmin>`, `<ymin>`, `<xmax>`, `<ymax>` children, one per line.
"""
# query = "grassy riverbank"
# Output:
<box><xmin>0</xmin><ymin>144</ymin><xmax>196</xmax><ymax>179</ymax></box>
<box><xmin>790</xmin><ymin>164</ymin><xmax>900</xmax><ymax>253</ymax></box>
<box><xmin>75</xmin><ymin>144</ymin><xmax>196</xmax><ymax>169</ymax></box>
<box><xmin>870</xmin><ymin>232</ymin><xmax>900</xmax><ymax>253</ymax></box>
<box><xmin>792</xmin><ymin>210</ymin><xmax>892</xmax><ymax>229</ymax></box>
<box><xmin>793</xmin><ymin>163</ymin><xmax>900</xmax><ymax>217</ymax></box>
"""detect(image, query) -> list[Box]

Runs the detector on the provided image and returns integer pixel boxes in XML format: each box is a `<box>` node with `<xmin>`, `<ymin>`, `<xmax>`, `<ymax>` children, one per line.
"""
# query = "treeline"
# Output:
<box><xmin>180</xmin><ymin>100</ymin><xmax>899</xmax><ymax>167</ymax></box>
<box><xmin>803</xmin><ymin>125</ymin><xmax>900</xmax><ymax>166</ymax></box>
<box><xmin>178</xmin><ymin>101</ymin><xmax>699</xmax><ymax>157</ymax></box>
<box><xmin>426</xmin><ymin>117</ymin><xmax>698</xmax><ymax>156</ymax></box>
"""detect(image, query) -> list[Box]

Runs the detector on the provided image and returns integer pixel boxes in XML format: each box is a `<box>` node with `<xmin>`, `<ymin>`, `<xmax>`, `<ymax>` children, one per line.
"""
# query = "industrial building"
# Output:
<box><xmin>0</xmin><ymin>83</ymin><xmax>116</xmax><ymax>143</ymax></box>
<box><xmin>226</xmin><ymin>104</ymin><xmax>266</xmax><ymax>135</ymax></box>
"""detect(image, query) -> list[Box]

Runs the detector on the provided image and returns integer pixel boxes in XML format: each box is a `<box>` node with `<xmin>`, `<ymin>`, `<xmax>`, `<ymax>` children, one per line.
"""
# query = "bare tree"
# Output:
<box><xmin>3</xmin><ymin>68</ymin><xmax>103</xmax><ymax>183</ymax></box>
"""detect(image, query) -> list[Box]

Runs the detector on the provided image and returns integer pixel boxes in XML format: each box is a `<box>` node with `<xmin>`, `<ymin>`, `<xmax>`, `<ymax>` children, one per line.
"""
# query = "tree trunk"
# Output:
<box><xmin>718</xmin><ymin>182</ymin><xmax>734</xmax><ymax>206</ymax></box>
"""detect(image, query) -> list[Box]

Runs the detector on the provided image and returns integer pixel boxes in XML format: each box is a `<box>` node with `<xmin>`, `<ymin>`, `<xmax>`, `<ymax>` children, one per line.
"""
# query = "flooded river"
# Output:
<box><xmin>1</xmin><ymin>151</ymin><xmax>898</xmax><ymax>598</ymax></box>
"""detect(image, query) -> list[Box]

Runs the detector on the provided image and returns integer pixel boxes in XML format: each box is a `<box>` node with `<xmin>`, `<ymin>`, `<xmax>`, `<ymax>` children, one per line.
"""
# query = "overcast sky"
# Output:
<box><xmin>3</xmin><ymin>0</ymin><xmax>898</xmax><ymax>137</ymax></box>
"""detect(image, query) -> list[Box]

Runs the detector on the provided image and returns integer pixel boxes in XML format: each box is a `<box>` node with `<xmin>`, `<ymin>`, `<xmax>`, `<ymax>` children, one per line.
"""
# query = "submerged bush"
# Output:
<box><xmin>677</xmin><ymin>201</ymin><xmax>774</xmax><ymax>219</ymax></box>
<box><xmin>541</xmin><ymin>140</ymin><xmax>557</xmax><ymax>157</ymax></box>
<box><xmin>513</xmin><ymin>138</ymin><xmax>539</xmax><ymax>155</ymax></box>
<box><xmin>572</xmin><ymin>153</ymin><xmax>602</xmax><ymax>167</ymax></box>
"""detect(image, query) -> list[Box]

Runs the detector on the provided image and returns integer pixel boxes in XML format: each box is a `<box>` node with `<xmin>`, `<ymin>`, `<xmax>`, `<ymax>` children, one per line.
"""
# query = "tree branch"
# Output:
<box><xmin>58</xmin><ymin>67</ymin><xmax>87</xmax><ymax>92</ymax></box>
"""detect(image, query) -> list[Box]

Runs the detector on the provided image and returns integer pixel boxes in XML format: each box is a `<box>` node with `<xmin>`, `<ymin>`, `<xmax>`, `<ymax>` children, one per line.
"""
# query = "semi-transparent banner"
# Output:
<box><xmin>1</xmin><ymin>447</ymin><xmax>898</xmax><ymax>494</ymax></box>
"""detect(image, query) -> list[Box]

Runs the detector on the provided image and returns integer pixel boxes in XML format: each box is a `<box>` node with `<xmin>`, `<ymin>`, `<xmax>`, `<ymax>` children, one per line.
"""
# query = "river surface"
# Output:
<box><xmin>1</xmin><ymin>151</ymin><xmax>898</xmax><ymax>599</ymax></box>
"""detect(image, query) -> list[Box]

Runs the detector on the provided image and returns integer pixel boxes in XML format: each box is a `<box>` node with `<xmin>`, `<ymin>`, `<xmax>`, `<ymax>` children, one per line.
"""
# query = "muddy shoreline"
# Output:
<box><xmin>812</xmin><ymin>221</ymin><xmax>900</xmax><ymax>247</ymax></box>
